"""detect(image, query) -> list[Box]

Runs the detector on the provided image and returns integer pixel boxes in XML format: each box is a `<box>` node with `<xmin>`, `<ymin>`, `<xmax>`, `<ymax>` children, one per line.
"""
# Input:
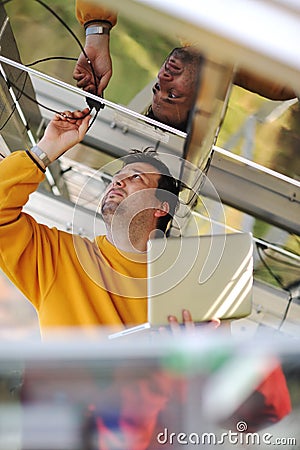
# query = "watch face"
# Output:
<box><xmin>31</xmin><ymin>146</ymin><xmax>50</xmax><ymax>166</ymax></box>
<box><xmin>40</xmin><ymin>153</ymin><xmax>50</xmax><ymax>165</ymax></box>
<box><xmin>86</xmin><ymin>26</ymin><xmax>110</xmax><ymax>36</ymax></box>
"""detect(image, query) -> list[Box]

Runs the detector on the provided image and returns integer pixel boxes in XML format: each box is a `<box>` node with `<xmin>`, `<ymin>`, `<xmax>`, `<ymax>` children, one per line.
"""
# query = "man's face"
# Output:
<box><xmin>100</xmin><ymin>162</ymin><xmax>162</xmax><ymax>223</ymax></box>
<box><xmin>151</xmin><ymin>47</ymin><xmax>200</xmax><ymax>129</ymax></box>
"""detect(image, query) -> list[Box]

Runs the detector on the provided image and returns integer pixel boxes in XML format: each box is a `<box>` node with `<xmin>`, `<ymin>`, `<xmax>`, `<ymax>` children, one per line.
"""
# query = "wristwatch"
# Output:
<box><xmin>30</xmin><ymin>145</ymin><xmax>51</xmax><ymax>167</ymax></box>
<box><xmin>86</xmin><ymin>26</ymin><xmax>110</xmax><ymax>36</ymax></box>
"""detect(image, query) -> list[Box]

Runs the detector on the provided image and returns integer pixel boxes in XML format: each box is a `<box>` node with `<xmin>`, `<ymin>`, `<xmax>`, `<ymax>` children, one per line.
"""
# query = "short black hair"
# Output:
<box><xmin>122</xmin><ymin>150</ymin><xmax>180</xmax><ymax>233</ymax></box>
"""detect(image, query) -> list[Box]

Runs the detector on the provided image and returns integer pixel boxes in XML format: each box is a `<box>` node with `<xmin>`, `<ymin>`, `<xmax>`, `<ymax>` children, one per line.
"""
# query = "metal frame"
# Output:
<box><xmin>30</xmin><ymin>76</ymin><xmax>300</xmax><ymax>236</ymax></box>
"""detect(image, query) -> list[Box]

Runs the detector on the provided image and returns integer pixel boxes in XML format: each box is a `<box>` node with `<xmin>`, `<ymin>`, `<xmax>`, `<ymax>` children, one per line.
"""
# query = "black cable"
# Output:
<box><xmin>26</xmin><ymin>55</ymin><xmax>104</xmax><ymax>115</ymax></box>
<box><xmin>0</xmin><ymin>71</ymin><xmax>92</xmax><ymax>119</ymax></box>
<box><xmin>0</xmin><ymin>98</ymin><xmax>17</xmax><ymax>131</ymax></box>
<box><xmin>1</xmin><ymin>0</ymin><xmax>103</xmax><ymax>126</ymax></box>
<box><xmin>278</xmin><ymin>291</ymin><xmax>293</xmax><ymax>331</ymax></box>
<box><xmin>0</xmin><ymin>58</ymin><xmax>29</xmax><ymax>128</ymax></box>
<box><xmin>256</xmin><ymin>243</ymin><xmax>294</xmax><ymax>331</ymax></box>
<box><xmin>0</xmin><ymin>70</ymin><xmax>29</xmax><ymax>131</ymax></box>
<box><xmin>86</xmin><ymin>110</ymin><xmax>100</xmax><ymax>132</ymax></box>
<box><xmin>256</xmin><ymin>243</ymin><xmax>290</xmax><ymax>290</ymax></box>
<box><xmin>34</xmin><ymin>0</ymin><xmax>102</xmax><ymax>110</ymax></box>
<box><xmin>34</xmin><ymin>0</ymin><xmax>85</xmax><ymax>55</ymax></box>
<box><xmin>26</xmin><ymin>56</ymin><xmax>77</xmax><ymax>67</ymax></box>
<box><xmin>1</xmin><ymin>0</ymin><xmax>85</xmax><ymax>61</ymax></box>
<box><xmin>1</xmin><ymin>65</ymin><xmax>100</xmax><ymax>135</ymax></box>
<box><xmin>25</xmin><ymin>55</ymin><xmax>96</xmax><ymax>119</ymax></box>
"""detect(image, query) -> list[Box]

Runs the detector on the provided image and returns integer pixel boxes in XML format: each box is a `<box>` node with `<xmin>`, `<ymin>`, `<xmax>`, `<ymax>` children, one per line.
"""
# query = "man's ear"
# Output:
<box><xmin>154</xmin><ymin>201</ymin><xmax>169</xmax><ymax>218</ymax></box>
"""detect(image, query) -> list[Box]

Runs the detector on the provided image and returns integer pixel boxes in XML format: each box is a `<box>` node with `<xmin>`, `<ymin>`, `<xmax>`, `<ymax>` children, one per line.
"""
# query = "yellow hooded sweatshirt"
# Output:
<box><xmin>0</xmin><ymin>152</ymin><xmax>147</xmax><ymax>333</ymax></box>
<box><xmin>76</xmin><ymin>0</ymin><xmax>117</xmax><ymax>27</ymax></box>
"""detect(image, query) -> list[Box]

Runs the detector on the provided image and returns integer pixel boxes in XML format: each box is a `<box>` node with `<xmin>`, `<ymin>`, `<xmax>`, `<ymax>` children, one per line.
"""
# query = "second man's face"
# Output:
<box><xmin>151</xmin><ymin>47</ymin><xmax>200</xmax><ymax>130</ymax></box>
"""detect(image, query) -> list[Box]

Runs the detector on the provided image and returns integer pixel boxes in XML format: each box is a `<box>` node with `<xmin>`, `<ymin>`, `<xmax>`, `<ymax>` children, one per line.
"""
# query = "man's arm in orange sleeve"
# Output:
<box><xmin>74</xmin><ymin>1</ymin><xmax>118</xmax><ymax>96</ymax></box>
<box><xmin>234</xmin><ymin>68</ymin><xmax>296</xmax><ymax>100</ymax></box>
<box><xmin>76</xmin><ymin>0</ymin><xmax>117</xmax><ymax>27</ymax></box>
<box><xmin>0</xmin><ymin>152</ymin><xmax>58</xmax><ymax>307</ymax></box>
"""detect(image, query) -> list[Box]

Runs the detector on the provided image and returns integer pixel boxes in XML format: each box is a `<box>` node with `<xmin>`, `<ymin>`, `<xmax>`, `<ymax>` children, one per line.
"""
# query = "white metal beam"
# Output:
<box><xmin>206</xmin><ymin>146</ymin><xmax>300</xmax><ymax>235</ymax></box>
<box><xmin>31</xmin><ymin>77</ymin><xmax>300</xmax><ymax>235</ymax></box>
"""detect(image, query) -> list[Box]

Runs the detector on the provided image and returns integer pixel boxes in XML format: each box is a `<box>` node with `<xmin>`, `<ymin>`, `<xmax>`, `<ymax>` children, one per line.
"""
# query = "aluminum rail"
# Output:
<box><xmin>0</xmin><ymin>55</ymin><xmax>186</xmax><ymax>139</ymax></box>
<box><xmin>30</xmin><ymin>75</ymin><xmax>300</xmax><ymax>235</ymax></box>
<box><xmin>206</xmin><ymin>146</ymin><xmax>300</xmax><ymax>235</ymax></box>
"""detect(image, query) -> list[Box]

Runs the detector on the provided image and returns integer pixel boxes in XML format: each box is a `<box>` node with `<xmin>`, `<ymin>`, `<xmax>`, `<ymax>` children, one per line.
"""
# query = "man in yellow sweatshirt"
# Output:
<box><xmin>0</xmin><ymin>107</ymin><xmax>181</xmax><ymax>334</ymax></box>
<box><xmin>0</xmin><ymin>109</ymin><xmax>292</xmax><ymax>449</ymax></box>
<box><xmin>0</xmin><ymin>106</ymin><xmax>216</xmax><ymax>450</ymax></box>
<box><xmin>73</xmin><ymin>0</ymin><xmax>296</xmax><ymax>131</ymax></box>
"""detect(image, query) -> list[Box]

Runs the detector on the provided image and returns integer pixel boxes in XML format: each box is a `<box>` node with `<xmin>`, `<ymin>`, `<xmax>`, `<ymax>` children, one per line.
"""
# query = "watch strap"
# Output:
<box><xmin>86</xmin><ymin>26</ymin><xmax>110</xmax><ymax>36</ymax></box>
<box><xmin>30</xmin><ymin>145</ymin><xmax>51</xmax><ymax>167</ymax></box>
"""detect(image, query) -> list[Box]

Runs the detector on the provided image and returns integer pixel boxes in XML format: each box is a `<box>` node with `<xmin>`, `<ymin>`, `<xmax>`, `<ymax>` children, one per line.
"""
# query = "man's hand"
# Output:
<box><xmin>36</xmin><ymin>108</ymin><xmax>91</xmax><ymax>163</ymax></box>
<box><xmin>73</xmin><ymin>36</ymin><xmax>112</xmax><ymax>96</ymax></box>
<box><xmin>165</xmin><ymin>310</ymin><xmax>221</xmax><ymax>335</ymax></box>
